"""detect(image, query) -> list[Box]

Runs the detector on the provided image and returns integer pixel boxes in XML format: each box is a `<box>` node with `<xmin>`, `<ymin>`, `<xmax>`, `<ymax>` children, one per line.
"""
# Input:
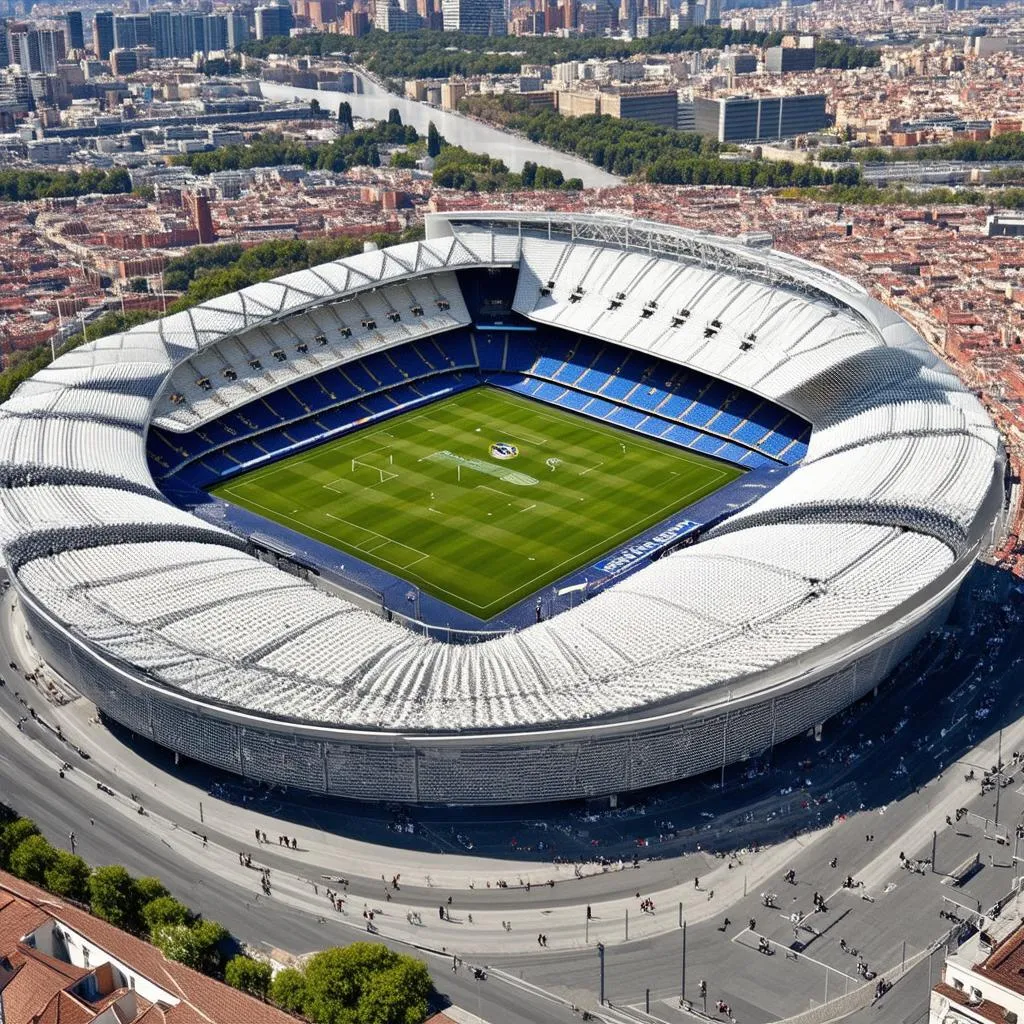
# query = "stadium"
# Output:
<box><xmin>0</xmin><ymin>211</ymin><xmax>1008</xmax><ymax>805</ymax></box>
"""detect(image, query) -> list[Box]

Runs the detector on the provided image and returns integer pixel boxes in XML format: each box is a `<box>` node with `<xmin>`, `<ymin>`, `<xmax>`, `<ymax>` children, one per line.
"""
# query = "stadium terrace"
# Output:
<box><xmin>0</xmin><ymin>211</ymin><xmax>1008</xmax><ymax>805</ymax></box>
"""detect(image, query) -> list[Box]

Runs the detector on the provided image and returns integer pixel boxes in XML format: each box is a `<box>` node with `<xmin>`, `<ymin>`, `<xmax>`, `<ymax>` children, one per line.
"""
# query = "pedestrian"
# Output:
<box><xmin>292</xmin><ymin>837</ymin><xmax>297</xmax><ymax>849</ymax></box>
<box><xmin>694</xmin><ymin>876</ymin><xmax>700</xmax><ymax>889</ymax></box>
<box><xmin>538</xmin><ymin>933</ymin><xmax>544</xmax><ymax>947</ymax></box>
<box><xmin>439</xmin><ymin>906</ymin><xmax>445</xmax><ymax>920</ymax></box>
<box><xmin>749</xmin><ymin>917</ymin><xmax>756</xmax><ymax>932</ymax></box>
<box><xmin>723</xmin><ymin>917</ymin><xmax>731</xmax><ymax>930</ymax></box>
<box><xmin>202</xmin><ymin>834</ymin><xmax>207</xmax><ymax>847</ymax></box>
<box><xmin>468</xmin><ymin>913</ymin><xmax>473</xmax><ymax>924</ymax></box>
<box><xmin>829</xmin><ymin>857</ymin><xmax>837</xmax><ymax>869</ymax></box>
<box><xmin>254</xmin><ymin>828</ymin><xmax>260</xmax><ymax>842</ymax></box>
<box><xmin>707</xmin><ymin>889</ymin><xmax>714</xmax><ymax>901</ymax></box>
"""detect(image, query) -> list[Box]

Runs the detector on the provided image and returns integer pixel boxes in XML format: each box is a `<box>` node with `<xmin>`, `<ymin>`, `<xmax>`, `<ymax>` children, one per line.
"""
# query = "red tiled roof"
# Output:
<box><xmin>933</xmin><ymin>981</ymin><xmax>1007</xmax><ymax>1024</ymax></box>
<box><xmin>0</xmin><ymin>871</ymin><xmax>294</xmax><ymax>1024</ymax></box>
<box><xmin>973</xmin><ymin>922</ymin><xmax>1024</xmax><ymax>998</ymax></box>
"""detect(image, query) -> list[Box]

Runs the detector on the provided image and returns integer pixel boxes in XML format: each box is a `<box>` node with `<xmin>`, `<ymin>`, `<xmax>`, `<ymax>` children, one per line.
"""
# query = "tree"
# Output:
<box><xmin>387</xmin><ymin>107</ymin><xmax>402</xmax><ymax>126</ymax></box>
<box><xmin>152</xmin><ymin>920</ymin><xmax>227</xmax><ymax>975</ymax></box>
<box><xmin>45</xmin><ymin>851</ymin><xmax>91</xmax><ymax>902</ymax></box>
<box><xmin>427</xmin><ymin>121</ymin><xmax>441</xmax><ymax>158</ymax></box>
<box><xmin>520</xmin><ymin>160</ymin><xmax>537</xmax><ymax>188</ymax></box>
<box><xmin>338</xmin><ymin>101</ymin><xmax>353</xmax><ymax>131</ymax></box>
<box><xmin>142</xmin><ymin>895</ymin><xmax>192</xmax><ymax>933</ymax></box>
<box><xmin>225</xmin><ymin>956</ymin><xmax>273</xmax><ymax>999</ymax></box>
<box><xmin>0</xmin><ymin>818</ymin><xmax>40</xmax><ymax>869</ymax></box>
<box><xmin>303</xmin><ymin>944</ymin><xmax>399</xmax><ymax>1024</ymax></box>
<box><xmin>270</xmin><ymin>966</ymin><xmax>307</xmax><ymax>1013</ymax></box>
<box><xmin>309</xmin><ymin>98</ymin><xmax>321</xmax><ymax>118</ymax></box>
<box><xmin>133</xmin><ymin>876</ymin><xmax>170</xmax><ymax>907</ymax></box>
<box><xmin>129</xmin><ymin>277</ymin><xmax>148</xmax><ymax>293</ymax></box>
<box><xmin>9</xmin><ymin>835</ymin><xmax>58</xmax><ymax>885</ymax></box>
<box><xmin>89</xmin><ymin>865</ymin><xmax>142</xmax><ymax>931</ymax></box>
<box><xmin>357</xmin><ymin>959</ymin><xmax>432</xmax><ymax>1024</ymax></box>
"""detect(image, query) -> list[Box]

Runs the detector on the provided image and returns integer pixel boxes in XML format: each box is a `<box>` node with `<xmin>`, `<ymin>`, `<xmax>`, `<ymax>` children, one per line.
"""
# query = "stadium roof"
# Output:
<box><xmin>0</xmin><ymin>212</ymin><xmax>1004</xmax><ymax>734</ymax></box>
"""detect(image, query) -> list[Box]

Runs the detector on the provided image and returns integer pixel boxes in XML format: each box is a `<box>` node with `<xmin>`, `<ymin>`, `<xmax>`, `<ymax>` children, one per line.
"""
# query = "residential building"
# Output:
<box><xmin>0</xmin><ymin>870</ymin><xmax>293</xmax><ymax>1024</ymax></box>
<box><xmin>930</xmin><ymin>916</ymin><xmax>1024</xmax><ymax>1024</ymax></box>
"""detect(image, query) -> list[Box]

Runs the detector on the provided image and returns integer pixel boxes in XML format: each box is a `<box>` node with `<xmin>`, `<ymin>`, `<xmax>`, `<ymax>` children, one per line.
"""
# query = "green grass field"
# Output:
<box><xmin>211</xmin><ymin>387</ymin><xmax>742</xmax><ymax>617</ymax></box>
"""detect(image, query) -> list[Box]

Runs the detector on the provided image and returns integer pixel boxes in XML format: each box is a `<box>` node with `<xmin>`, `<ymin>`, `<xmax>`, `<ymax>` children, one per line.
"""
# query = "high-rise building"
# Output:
<box><xmin>64</xmin><ymin>10</ymin><xmax>85</xmax><ymax>50</ymax></box>
<box><xmin>203</xmin><ymin>13</ymin><xmax>228</xmax><ymax>50</ymax></box>
<box><xmin>6</xmin><ymin>25</ymin><xmax>65</xmax><ymax>73</ymax></box>
<box><xmin>114</xmin><ymin>14</ymin><xmax>151</xmax><ymax>49</ymax></box>
<box><xmin>441</xmin><ymin>0</ymin><xmax>504</xmax><ymax>34</ymax></box>
<box><xmin>704</xmin><ymin>0</ymin><xmax>719</xmax><ymax>25</ymax></box>
<box><xmin>226</xmin><ymin>10</ymin><xmax>250</xmax><ymax>47</ymax></box>
<box><xmin>110</xmin><ymin>47</ymin><xmax>139</xmax><ymax>74</ymax></box>
<box><xmin>93</xmin><ymin>11</ymin><xmax>115</xmax><ymax>59</ymax></box>
<box><xmin>255</xmin><ymin>2</ymin><xmax>294</xmax><ymax>38</ymax></box>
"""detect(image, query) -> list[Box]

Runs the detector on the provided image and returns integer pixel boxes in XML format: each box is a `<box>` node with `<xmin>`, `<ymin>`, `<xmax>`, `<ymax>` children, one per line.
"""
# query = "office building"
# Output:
<box><xmin>765</xmin><ymin>42</ymin><xmax>816</xmax><ymax>73</ymax></box>
<box><xmin>110</xmin><ymin>47</ymin><xmax>139</xmax><ymax>74</ymax></box>
<box><xmin>720</xmin><ymin>52</ymin><xmax>757</xmax><ymax>75</ymax></box>
<box><xmin>375</xmin><ymin>2</ymin><xmax>422</xmax><ymax>30</ymax></box>
<box><xmin>442</xmin><ymin>0</ymin><xmax>504</xmax><ymax>35</ymax></box>
<box><xmin>114</xmin><ymin>14</ymin><xmax>152</xmax><ymax>49</ymax></box>
<box><xmin>602</xmin><ymin>87</ymin><xmax>677</xmax><ymax>126</ymax></box>
<box><xmin>64</xmin><ymin>10</ymin><xmax>84</xmax><ymax>50</ymax></box>
<box><xmin>255</xmin><ymin>2</ymin><xmax>294</xmax><ymax>38</ymax></box>
<box><xmin>704</xmin><ymin>0</ymin><xmax>719</xmax><ymax>24</ymax></box>
<box><xmin>692</xmin><ymin>93</ymin><xmax>827</xmax><ymax>142</ymax></box>
<box><xmin>93</xmin><ymin>11</ymin><xmax>115</xmax><ymax>59</ymax></box>
<box><xmin>226</xmin><ymin>10</ymin><xmax>250</xmax><ymax>47</ymax></box>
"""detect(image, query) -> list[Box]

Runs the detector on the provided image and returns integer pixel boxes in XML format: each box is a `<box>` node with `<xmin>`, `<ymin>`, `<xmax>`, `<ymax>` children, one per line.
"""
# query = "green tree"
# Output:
<box><xmin>357</xmin><ymin>959</ymin><xmax>432</xmax><ymax>1024</ymax></box>
<box><xmin>225</xmin><ymin>955</ymin><xmax>273</xmax><ymax>999</ymax></box>
<box><xmin>44</xmin><ymin>850</ymin><xmax>91</xmax><ymax>901</ymax></box>
<box><xmin>309</xmin><ymin>98</ymin><xmax>321</xmax><ymax>118</ymax></box>
<box><xmin>129</xmin><ymin>277</ymin><xmax>148</xmax><ymax>293</ymax></box>
<box><xmin>142</xmin><ymin>895</ymin><xmax>192</xmax><ymax>933</ymax></box>
<box><xmin>338</xmin><ymin>101</ymin><xmax>353</xmax><ymax>131</ymax></box>
<box><xmin>520</xmin><ymin>160</ymin><xmax>537</xmax><ymax>187</ymax></box>
<box><xmin>427</xmin><ymin>121</ymin><xmax>441</xmax><ymax>158</ymax></box>
<box><xmin>9</xmin><ymin>834</ymin><xmax>58</xmax><ymax>886</ymax></box>
<box><xmin>133</xmin><ymin>876</ymin><xmax>170</xmax><ymax>906</ymax></box>
<box><xmin>152</xmin><ymin>920</ymin><xmax>227</xmax><ymax>974</ymax></box>
<box><xmin>303</xmin><ymin>944</ymin><xmax>399</xmax><ymax>1024</ymax></box>
<box><xmin>0</xmin><ymin>818</ymin><xmax>40</xmax><ymax>869</ymax></box>
<box><xmin>387</xmin><ymin>107</ymin><xmax>402</xmax><ymax>126</ymax></box>
<box><xmin>89</xmin><ymin>865</ymin><xmax>142</xmax><ymax>931</ymax></box>
<box><xmin>271</xmin><ymin>966</ymin><xmax>307</xmax><ymax>1012</ymax></box>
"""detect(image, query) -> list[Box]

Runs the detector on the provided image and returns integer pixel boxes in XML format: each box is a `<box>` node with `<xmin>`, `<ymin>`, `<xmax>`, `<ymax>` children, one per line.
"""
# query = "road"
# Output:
<box><xmin>1</xmin><ymin>560</ymin><xmax>1022</xmax><ymax>1022</ymax></box>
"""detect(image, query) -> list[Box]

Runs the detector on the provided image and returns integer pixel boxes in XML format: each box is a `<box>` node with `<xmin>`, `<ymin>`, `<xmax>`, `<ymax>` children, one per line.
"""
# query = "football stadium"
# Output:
<box><xmin>0</xmin><ymin>211</ymin><xmax>1009</xmax><ymax>804</ymax></box>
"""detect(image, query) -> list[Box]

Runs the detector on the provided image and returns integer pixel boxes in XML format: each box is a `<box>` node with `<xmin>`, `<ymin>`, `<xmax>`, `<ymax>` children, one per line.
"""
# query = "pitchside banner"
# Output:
<box><xmin>596</xmin><ymin>519</ymin><xmax>700</xmax><ymax>576</ymax></box>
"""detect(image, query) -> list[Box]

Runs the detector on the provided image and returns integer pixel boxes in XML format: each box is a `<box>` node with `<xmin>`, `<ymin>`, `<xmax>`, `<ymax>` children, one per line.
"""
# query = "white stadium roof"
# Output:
<box><xmin>0</xmin><ymin>212</ymin><xmax>1004</xmax><ymax>734</ymax></box>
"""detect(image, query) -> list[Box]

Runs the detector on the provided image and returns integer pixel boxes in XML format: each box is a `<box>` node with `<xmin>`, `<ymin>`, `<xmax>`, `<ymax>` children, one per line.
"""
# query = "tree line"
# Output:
<box><xmin>818</xmin><ymin>131</ymin><xmax>1024</xmax><ymax>165</ymax></box>
<box><xmin>0</xmin><ymin>803</ymin><xmax>433</xmax><ymax>1023</ymax></box>
<box><xmin>173</xmin><ymin>123</ymin><xmax>418</xmax><ymax>175</ymax></box>
<box><xmin>0</xmin><ymin>167</ymin><xmax>132</xmax><ymax>203</ymax></box>
<box><xmin>780</xmin><ymin>181</ymin><xmax>1024</xmax><ymax>208</ymax></box>
<box><xmin>239</xmin><ymin>27</ymin><xmax>879</xmax><ymax>79</ymax></box>
<box><xmin>458</xmin><ymin>95</ymin><xmax>857</xmax><ymax>185</ymax></box>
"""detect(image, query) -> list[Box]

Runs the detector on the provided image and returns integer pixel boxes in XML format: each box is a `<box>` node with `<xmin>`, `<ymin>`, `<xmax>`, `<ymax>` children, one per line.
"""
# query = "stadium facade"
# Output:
<box><xmin>0</xmin><ymin>212</ymin><xmax>1007</xmax><ymax>805</ymax></box>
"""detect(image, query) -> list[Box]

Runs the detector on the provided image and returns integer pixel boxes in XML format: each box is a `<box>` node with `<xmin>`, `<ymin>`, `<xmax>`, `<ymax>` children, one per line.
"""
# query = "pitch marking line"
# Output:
<box><xmin>577</xmin><ymin>461</ymin><xmax>603</xmax><ymax>478</ymax></box>
<box><xmin>324</xmin><ymin>513</ymin><xmax>429</xmax><ymax>568</ymax></box>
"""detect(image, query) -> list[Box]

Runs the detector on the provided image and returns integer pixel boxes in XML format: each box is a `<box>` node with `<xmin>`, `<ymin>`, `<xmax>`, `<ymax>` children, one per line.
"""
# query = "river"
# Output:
<box><xmin>259</xmin><ymin>74</ymin><xmax>621</xmax><ymax>189</ymax></box>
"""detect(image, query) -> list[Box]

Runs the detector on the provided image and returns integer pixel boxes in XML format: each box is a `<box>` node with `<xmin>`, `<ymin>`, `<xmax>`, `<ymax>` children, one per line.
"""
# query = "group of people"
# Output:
<box><xmin>536</xmin><ymin>933</ymin><xmax>550</xmax><ymax>947</ymax></box>
<box><xmin>639</xmin><ymin>896</ymin><xmax>656</xmax><ymax>914</ymax></box>
<box><xmin>811</xmin><ymin>891</ymin><xmax>828</xmax><ymax>913</ymax></box>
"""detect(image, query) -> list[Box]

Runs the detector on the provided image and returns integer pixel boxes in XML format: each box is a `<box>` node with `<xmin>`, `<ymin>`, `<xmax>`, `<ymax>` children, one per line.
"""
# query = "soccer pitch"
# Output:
<box><xmin>211</xmin><ymin>387</ymin><xmax>742</xmax><ymax>617</ymax></box>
